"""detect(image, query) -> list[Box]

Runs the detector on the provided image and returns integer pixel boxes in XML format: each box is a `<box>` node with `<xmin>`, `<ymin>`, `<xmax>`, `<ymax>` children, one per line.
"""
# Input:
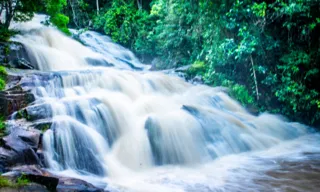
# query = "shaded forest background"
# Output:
<box><xmin>1</xmin><ymin>0</ymin><xmax>319</xmax><ymax>126</ymax></box>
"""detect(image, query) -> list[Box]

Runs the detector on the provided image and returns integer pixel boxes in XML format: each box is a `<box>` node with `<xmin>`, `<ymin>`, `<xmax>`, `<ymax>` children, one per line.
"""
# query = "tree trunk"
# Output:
<box><xmin>250</xmin><ymin>55</ymin><xmax>259</xmax><ymax>101</ymax></box>
<box><xmin>137</xmin><ymin>0</ymin><xmax>142</xmax><ymax>10</ymax></box>
<box><xmin>96</xmin><ymin>0</ymin><xmax>99</xmax><ymax>15</ymax></box>
<box><xmin>69</xmin><ymin>0</ymin><xmax>79</xmax><ymax>28</ymax></box>
<box><xmin>4</xmin><ymin>1</ymin><xmax>11</xmax><ymax>29</ymax></box>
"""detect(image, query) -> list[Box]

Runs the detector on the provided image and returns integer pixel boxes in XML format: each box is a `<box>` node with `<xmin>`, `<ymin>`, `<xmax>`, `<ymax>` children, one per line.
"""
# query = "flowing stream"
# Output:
<box><xmin>8</xmin><ymin>16</ymin><xmax>320</xmax><ymax>192</ymax></box>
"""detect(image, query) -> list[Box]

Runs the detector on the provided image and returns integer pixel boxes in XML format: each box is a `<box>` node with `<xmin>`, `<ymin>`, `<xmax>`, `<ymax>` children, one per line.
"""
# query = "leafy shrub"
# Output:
<box><xmin>0</xmin><ymin>27</ymin><xmax>17</xmax><ymax>42</ymax></box>
<box><xmin>187</xmin><ymin>61</ymin><xmax>206</xmax><ymax>77</ymax></box>
<box><xmin>50</xmin><ymin>14</ymin><xmax>71</xmax><ymax>35</ymax></box>
<box><xmin>0</xmin><ymin>66</ymin><xmax>7</xmax><ymax>91</ymax></box>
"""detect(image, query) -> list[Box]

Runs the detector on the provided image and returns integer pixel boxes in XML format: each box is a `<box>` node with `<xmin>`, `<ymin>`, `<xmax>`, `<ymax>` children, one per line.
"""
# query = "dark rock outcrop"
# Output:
<box><xmin>0</xmin><ymin>90</ymin><xmax>35</xmax><ymax>117</ymax></box>
<box><xmin>57</xmin><ymin>178</ymin><xmax>105</xmax><ymax>192</ymax></box>
<box><xmin>0</xmin><ymin>126</ymin><xmax>42</xmax><ymax>169</ymax></box>
<box><xmin>9</xmin><ymin>165</ymin><xmax>59</xmax><ymax>191</ymax></box>
<box><xmin>3</xmin><ymin>165</ymin><xmax>105</xmax><ymax>192</ymax></box>
<box><xmin>0</xmin><ymin>183</ymin><xmax>49</xmax><ymax>192</ymax></box>
<box><xmin>0</xmin><ymin>42</ymin><xmax>35</xmax><ymax>70</ymax></box>
<box><xmin>0</xmin><ymin>72</ymin><xmax>36</xmax><ymax>117</ymax></box>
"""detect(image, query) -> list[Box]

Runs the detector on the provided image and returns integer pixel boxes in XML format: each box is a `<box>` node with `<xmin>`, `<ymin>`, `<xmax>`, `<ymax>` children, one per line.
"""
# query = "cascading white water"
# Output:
<box><xmin>9</xmin><ymin>15</ymin><xmax>320</xmax><ymax>192</ymax></box>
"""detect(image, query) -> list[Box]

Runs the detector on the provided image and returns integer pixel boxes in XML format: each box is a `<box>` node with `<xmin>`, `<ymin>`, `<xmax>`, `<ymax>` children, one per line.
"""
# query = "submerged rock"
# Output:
<box><xmin>85</xmin><ymin>57</ymin><xmax>114</xmax><ymax>67</ymax></box>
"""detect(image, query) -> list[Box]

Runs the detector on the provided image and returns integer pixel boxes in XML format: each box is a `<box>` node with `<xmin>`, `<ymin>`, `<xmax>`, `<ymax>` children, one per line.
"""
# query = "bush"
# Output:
<box><xmin>187</xmin><ymin>61</ymin><xmax>206</xmax><ymax>77</ymax></box>
<box><xmin>50</xmin><ymin>14</ymin><xmax>71</xmax><ymax>35</ymax></box>
<box><xmin>0</xmin><ymin>66</ymin><xmax>7</xmax><ymax>91</ymax></box>
<box><xmin>0</xmin><ymin>27</ymin><xmax>17</xmax><ymax>42</ymax></box>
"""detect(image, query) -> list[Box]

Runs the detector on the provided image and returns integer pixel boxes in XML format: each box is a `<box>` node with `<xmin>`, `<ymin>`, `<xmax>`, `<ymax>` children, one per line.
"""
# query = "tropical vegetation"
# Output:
<box><xmin>0</xmin><ymin>0</ymin><xmax>319</xmax><ymax>126</ymax></box>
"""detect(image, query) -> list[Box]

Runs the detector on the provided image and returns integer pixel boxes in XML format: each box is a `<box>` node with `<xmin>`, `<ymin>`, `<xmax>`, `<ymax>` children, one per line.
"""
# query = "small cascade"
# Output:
<box><xmin>7</xmin><ymin>15</ymin><xmax>319</xmax><ymax>192</ymax></box>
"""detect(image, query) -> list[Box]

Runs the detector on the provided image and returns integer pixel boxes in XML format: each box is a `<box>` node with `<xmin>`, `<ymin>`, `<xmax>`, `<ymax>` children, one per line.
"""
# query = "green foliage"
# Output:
<box><xmin>45</xmin><ymin>0</ymin><xmax>67</xmax><ymax>15</ymax></box>
<box><xmin>275</xmin><ymin>51</ymin><xmax>319</xmax><ymax>123</ymax></box>
<box><xmin>96</xmin><ymin>0</ymin><xmax>151</xmax><ymax>50</ymax></box>
<box><xmin>0</xmin><ymin>175</ymin><xmax>29</xmax><ymax>188</ymax></box>
<box><xmin>16</xmin><ymin>174</ymin><xmax>30</xmax><ymax>186</ymax></box>
<box><xmin>0</xmin><ymin>27</ymin><xmax>17</xmax><ymax>42</ymax></box>
<box><xmin>50</xmin><ymin>13</ymin><xmax>71</xmax><ymax>35</ymax></box>
<box><xmin>103</xmin><ymin>1</ymin><xmax>137</xmax><ymax>45</ymax></box>
<box><xmin>0</xmin><ymin>176</ymin><xmax>12</xmax><ymax>187</ymax></box>
<box><xmin>0</xmin><ymin>66</ymin><xmax>7</xmax><ymax>91</ymax></box>
<box><xmin>45</xmin><ymin>0</ymin><xmax>71</xmax><ymax>35</ymax></box>
<box><xmin>0</xmin><ymin>66</ymin><xmax>6</xmax><ymax>136</ymax></box>
<box><xmin>0</xmin><ymin>79</ymin><xmax>5</xmax><ymax>91</ymax></box>
<box><xmin>0</xmin><ymin>116</ymin><xmax>5</xmax><ymax>131</ymax></box>
<box><xmin>187</xmin><ymin>61</ymin><xmax>206</xmax><ymax>77</ymax></box>
<box><xmin>223</xmin><ymin>80</ymin><xmax>254</xmax><ymax>107</ymax></box>
<box><xmin>64</xmin><ymin>0</ymin><xmax>320</xmax><ymax>125</ymax></box>
<box><xmin>204</xmin><ymin>71</ymin><xmax>254</xmax><ymax>107</ymax></box>
<box><xmin>0</xmin><ymin>0</ymin><xmax>43</xmax><ymax>28</ymax></box>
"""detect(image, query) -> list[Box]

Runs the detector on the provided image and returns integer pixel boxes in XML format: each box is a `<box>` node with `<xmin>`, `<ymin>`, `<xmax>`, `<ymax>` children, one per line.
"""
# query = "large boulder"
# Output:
<box><xmin>0</xmin><ymin>73</ymin><xmax>36</xmax><ymax>117</ymax></box>
<box><xmin>0</xmin><ymin>126</ymin><xmax>42</xmax><ymax>170</ymax></box>
<box><xmin>57</xmin><ymin>177</ymin><xmax>105</xmax><ymax>192</ymax></box>
<box><xmin>0</xmin><ymin>183</ymin><xmax>49</xmax><ymax>192</ymax></box>
<box><xmin>0</xmin><ymin>89</ymin><xmax>35</xmax><ymax>117</ymax></box>
<box><xmin>0</xmin><ymin>42</ymin><xmax>35</xmax><ymax>70</ymax></box>
<box><xmin>3</xmin><ymin>165</ymin><xmax>105</xmax><ymax>192</ymax></box>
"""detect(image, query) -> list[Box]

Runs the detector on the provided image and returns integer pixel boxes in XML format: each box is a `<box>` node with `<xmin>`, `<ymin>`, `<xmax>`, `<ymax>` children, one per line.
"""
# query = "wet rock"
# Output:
<box><xmin>0</xmin><ymin>42</ymin><xmax>35</xmax><ymax>70</ymax></box>
<box><xmin>14</xmin><ymin>104</ymin><xmax>52</xmax><ymax>122</ymax></box>
<box><xmin>24</xmin><ymin>104</ymin><xmax>53</xmax><ymax>121</ymax></box>
<box><xmin>0</xmin><ymin>183</ymin><xmax>49</xmax><ymax>192</ymax></box>
<box><xmin>32</xmin><ymin>121</ymin><xmax>52</xmax><ymax>132</ymax></box>
<box><xmin>115</xmin><ymin>57</ymin><xmax>143</xmax><ymax>70</ymax></box>
<box><xmin>174</xmin><ymin>65</ymin><xmax>192</xmax><ymax>73</ymax></box>
<box><xmin>0</xmin><ymin>127</ymin><xmax>41</xmax><ymax>168</ymax></box>
<box><xmin>4</xmin><ymin>165</ymin><xmax>58</xmax><ymax>191</ymax></box>
<box><xmin>57</xmin><ymin>178</ymin><xmax>104</xmax><ymax>192</ymax></box>
<box><xmin>0</xmin><ymin>90</ymin><xmax>35</xmax><ymax>117</ymax></box>
<box><xmin>190</xmin><ymin>75</ymin><xmax>203</xmax><ymax>85</ymax></box>
<box><xmin>181</xmin><ymin>105</ymin><xmax>199</xmax><ymax>115</ymax></box>
<box><xmin>144</xmin><ymin>117</ymin><xmax>165</xmax><ymax>165</ymax></box>
<box><xmin>5</xmin><ymin>165</ymin><xmax>105</xmax><ymax>192</ymax></box>
<box><xmin>150</xmin><ymin>58</ymin><xmax>163</xmax><ymax>71</ymax></box>
<box><xmin>85</xmin><ymin>57</ymin><xmax>114</xmax><ymax>67</ymax></box>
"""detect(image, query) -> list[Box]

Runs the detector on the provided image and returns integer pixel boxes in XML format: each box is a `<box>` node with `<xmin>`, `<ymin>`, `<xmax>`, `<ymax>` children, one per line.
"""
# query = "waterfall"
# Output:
<box><xmin>9</xmin><ymin>15</ymin><xmax>320</xmax><ymax>192</ymax></box>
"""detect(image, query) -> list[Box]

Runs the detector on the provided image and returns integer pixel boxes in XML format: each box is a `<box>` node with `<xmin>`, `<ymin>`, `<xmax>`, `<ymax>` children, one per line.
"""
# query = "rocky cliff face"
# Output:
<box><xmin>0</xmin><ymin>42</ymin><xmax>105</xmax><ymax>192</ymax></box>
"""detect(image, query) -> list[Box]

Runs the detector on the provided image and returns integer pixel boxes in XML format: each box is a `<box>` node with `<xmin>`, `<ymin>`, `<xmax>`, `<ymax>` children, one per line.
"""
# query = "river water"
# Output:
<box><xmin>8</xmin><ymin>15</ymin><xmax>320</xmax><ymax>192</ymax></box>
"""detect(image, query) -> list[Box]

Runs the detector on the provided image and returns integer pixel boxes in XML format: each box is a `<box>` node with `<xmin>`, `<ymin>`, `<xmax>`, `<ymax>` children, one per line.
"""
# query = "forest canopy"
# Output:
<box><xmin>0</xmin><ymin>0</ymin><xmax>319</xmax><ymax>126</ymax></box>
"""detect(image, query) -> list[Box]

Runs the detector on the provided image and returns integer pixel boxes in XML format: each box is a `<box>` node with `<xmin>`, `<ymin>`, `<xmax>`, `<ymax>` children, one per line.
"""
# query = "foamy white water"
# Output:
<box><xmin>9</xmin><ymin>15</ymin><xmax>320</xmax><ymax>192</ymax></box>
